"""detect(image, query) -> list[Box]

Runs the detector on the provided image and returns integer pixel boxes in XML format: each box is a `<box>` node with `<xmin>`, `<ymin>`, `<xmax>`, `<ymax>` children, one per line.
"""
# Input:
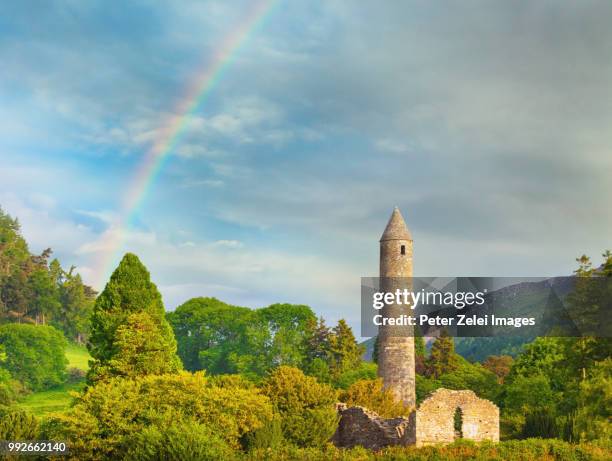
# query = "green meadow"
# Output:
<box><xmin>16</xmin><ymin>344</ymin><xmax>89</xmax><ymax>416</ymax></box>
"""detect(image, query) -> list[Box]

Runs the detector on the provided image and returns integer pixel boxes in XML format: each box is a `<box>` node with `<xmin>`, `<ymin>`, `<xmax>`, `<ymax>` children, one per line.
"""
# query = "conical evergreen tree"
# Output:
<box><xmin>328</xmin><ymin>319</ymin><xmax>364</xmax><ymax>377</ymax></box>
<box><xmin>426</xmin><ymin>329</ymin><xmax>459</xmax><ymax>378</ymax></box>
<box><xmin>87</xmin><ymin>253</ymin><xmax>181</xmax><ymax>383</ymax></box>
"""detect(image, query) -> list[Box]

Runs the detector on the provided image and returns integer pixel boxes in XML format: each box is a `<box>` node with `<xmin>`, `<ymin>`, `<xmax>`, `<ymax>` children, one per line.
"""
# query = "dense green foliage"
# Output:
<box><xmin>0</xmin><ymin>207</ymin><xmax>95</xmax><ymax>341</ymax></box>
<box><xmin>88</xmin><ymin>253</ymin><xmax>181</xmax><ymax>383</ymax></box>
<box><xmin>242</xmin><ymin>439</ymin><xmax>611</xmax><ymax>460</ymax></box>
<box><xmin>43</xmin><ymin>372</ymin><xmax>273</xmax><ymax>458</ymax></box>
<box><xmin>455</xmin><ymin>336</ymin><xmax>532</xmax><ymax>362</ymax></box>
<box><xmin>125</xmin><ymin>421</ymin><xmax>235</xmax><ymax>461</ymax></box>
<box><xmin>168</xmin><ymin>298</ymin><xmax>364</xmax><ymax>383</ymax></box>
<box><xmin>341</xmin><ymin>378</ymin><xmax>410</xmax><ymax>417</ymax></box>
<box><xmin>106</xmin><ymin>311</ymin><xmax>182</xmax><ymax>377</ymax></box>
<box><xmin>482</xmin><ymin>355</ymin><xmax>513</xmax><ymax>383</ymax></box>
<box><xmin>261</xmin><ymin>366</ymin><xmax>339</xmax><ymax>447</ymax></box>
<box><xmin>0</xmin><ymin>366</ymin><xmax>25</xmax><ymax>406</ymax></box>
<box><xmin>242</xmin><ymin>415</ymin><xmax>284</xmax><ymax>451</ymax></box>
<box><xmin>167</xmin><ymin>297</ymin><xmax>251</xmax><ymax>372</ymax></box>
<box><xmin>492</xmin><ymin>251</ymin><xmax>612</xmax><ymax>442</ymax></box>
<box><xmin>0</xmin><ymin>323</ymin><xmax>68</xmax><ymax>391</ymax></box>
<box><xmin>0</xmin><ymin>408</ymin><xmax>39</xmax><ymax>439</ymax></box>
<box><xmin>426</xmin><ymin>330</ymin><xmax>460</xmax><ymax>377</ymax></box>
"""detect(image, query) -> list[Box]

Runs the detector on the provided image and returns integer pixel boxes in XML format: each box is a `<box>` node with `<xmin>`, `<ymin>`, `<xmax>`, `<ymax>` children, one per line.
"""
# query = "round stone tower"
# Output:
<box><xmin>377</xmin><ymin>207</ymin><xmax>416</xmax><ymax>409</ymax></box>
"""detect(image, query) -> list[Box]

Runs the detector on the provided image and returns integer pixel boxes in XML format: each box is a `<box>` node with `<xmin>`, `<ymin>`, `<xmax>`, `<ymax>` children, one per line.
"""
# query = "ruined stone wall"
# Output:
<box><xmin>415</xmin><ymin>389</ymin><xmax>499</xmax><ymax>447</ymax></box>
<box><xmin>332</xmin><ymin>404</ymin><xmax>416</xmax><ymax>450</ymax></box>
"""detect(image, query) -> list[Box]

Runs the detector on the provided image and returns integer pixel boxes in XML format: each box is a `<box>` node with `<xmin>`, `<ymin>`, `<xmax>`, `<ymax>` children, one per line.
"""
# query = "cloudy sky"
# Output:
<box><xmin>1</xmin><ymin>1</ymin><xmax>610</xmax><ymax>331</ymax></box>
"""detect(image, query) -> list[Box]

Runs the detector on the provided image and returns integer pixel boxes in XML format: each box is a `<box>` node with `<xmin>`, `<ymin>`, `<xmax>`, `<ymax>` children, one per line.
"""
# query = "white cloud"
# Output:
<box><xmin>75</xmin><ymin>209</ymin><xmax>117</xmax><ymax>224</ymax></box>
<box><xmin>375</xmin><ymin>138</ymin><xmax>410</xmax><ymax>154</ymax></box>
<box><xmin>76</xmin><ymin>227</ymin><xmax>157</xmax><ymax>255</ymax></box>
<box><xmin>213</xmin><ymin>239</ymin><xmax>243</xmax><ymax>248</ymax></box>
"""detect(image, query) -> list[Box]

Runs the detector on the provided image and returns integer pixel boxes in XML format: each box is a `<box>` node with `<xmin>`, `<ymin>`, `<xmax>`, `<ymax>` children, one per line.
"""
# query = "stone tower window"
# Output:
<box><xmin>401</xmin><ymin>245</ymin><xmax>406</xmax><ymax>255</ymax></box>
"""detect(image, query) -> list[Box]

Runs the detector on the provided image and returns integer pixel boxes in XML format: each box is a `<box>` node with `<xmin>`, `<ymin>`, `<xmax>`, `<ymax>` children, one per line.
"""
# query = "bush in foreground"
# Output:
<box><xmin>43</xmin><ymin>372</ymin><xmax>272</xmax><ymax>459</ymax></box>
<box><xmin>243</xmin><ymin>439</ymin><xmax>611</xmax><ymax>461</ymax></box>
<box><xmin>0</xmin><ymin>409</ymin><xmax>39</xmax><ymax>440</ymax></box>
<box><xmin>261</xmin><ymin>366</ymin><xmax>339</xmax><ymax>447</ymax></box>
<box><xmin>125</xmin><ymin>421</ymin><xmax>235</xmax><ymax>461</ymax></box>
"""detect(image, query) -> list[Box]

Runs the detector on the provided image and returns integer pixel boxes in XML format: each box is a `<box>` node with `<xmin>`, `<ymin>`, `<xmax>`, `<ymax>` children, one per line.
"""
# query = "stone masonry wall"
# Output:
<box><xmin>332</xmin><ymin>404</ymin><xmax>416</xmax><ymax>450</ymax></box>
<box><xmin>415</xmin><ymin>388</ymin><xmax>499</xmax><ymax>447</ymax></box>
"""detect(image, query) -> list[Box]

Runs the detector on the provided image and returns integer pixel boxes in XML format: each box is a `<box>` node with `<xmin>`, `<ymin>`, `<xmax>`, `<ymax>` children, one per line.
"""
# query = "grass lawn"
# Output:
<box><xmin>16</xmin><ymin>343</ymin><xmax>91</xmax><ymax>416</ymax></box>
<box><xmin>65</xmin><ymin>342</ymin><xmax>90</xmax><ymax>371</ymax></box>
<box><xmin>17</xmin><ymin>381</ymin><xmax>85</xmax><ymax>416</ymax></box>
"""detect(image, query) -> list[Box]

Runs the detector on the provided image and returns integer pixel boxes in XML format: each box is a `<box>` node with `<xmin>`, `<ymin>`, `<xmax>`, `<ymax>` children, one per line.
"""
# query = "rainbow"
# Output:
<box><xmin>91</xmin><ymin>0</ymin><xmax>278</xmax><ymax>289</ymax></box>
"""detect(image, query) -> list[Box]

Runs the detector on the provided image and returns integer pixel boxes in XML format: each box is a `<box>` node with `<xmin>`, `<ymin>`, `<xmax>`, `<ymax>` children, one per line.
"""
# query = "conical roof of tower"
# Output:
<box><xmin>380</xmin><ymin>207</ymin><xmax>412</xmax><ymax>241</ymax></box>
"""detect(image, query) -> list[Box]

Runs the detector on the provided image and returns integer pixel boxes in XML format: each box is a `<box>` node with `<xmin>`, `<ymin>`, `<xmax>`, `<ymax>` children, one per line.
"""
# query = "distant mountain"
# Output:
<box><xmin>360</xmin><ymin>276</ymin><xmax>578</xmax><ymax>363</ymax></box>
<box><xmin>361</xmin><ymin>337</ymin><xmax>376</xmax><ymax>362</ymax></box>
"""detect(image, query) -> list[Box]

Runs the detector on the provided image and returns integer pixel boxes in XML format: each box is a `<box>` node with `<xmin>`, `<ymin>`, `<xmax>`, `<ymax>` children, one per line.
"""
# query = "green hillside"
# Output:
<box><xmin>17</xmin><ymin>381</ymin><xmax>85</xmax><ymax>416</ymax></box>
<box><xmin>16</xmin><ymin>343</ymin><xmax>90</xmax><ymax>416</ymax></box>
<box><xmin>65</xmin><ymin>343</ymin><xmax>90</xmax><ymax>371</ymax></box>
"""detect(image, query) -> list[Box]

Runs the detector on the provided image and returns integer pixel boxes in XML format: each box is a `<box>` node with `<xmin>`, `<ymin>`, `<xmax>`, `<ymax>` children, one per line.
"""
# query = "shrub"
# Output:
<box><xmin>124</xmin><ymin>420</ymin><xmax>236</xmax><ymax>461</ymax></box>
<box><xmin>415</xmin><ymin>374</ymin><xmax>442</xmax><ymax>404</ymax></box>
<box><xmin>261</xmin><ymin>366</ymin><xmax>338</xmax><ymax>447</ymax></box>
<box><xmin>242</xmin><ymin>439</ymin><xmax>612</xmax><ymax>461</ymax></box>
<box><xmin>0</xmin><ymin>368</ymin><xmax>26</xmax><ymax>405</ymax></box>
<box><xmin>334</xmin><ymin>362</ymin><xmax>378</xmax><ymax>389</ymax></box>
<box><xmin>66</xmin><ymin>367</ymin><xmax>86</xmax><ymax>383</ymax></box>
<box><xmin>0</xmin><ymin>323</ymin><xmax>67</xmax><ymax>391</ymax></box>
<box><xmin>242</xmin><ymin>415</ymin><xmax>284</xmax><ymax>451</ymax></box>
<box><xmin>210</xmin><ymin>373</ymin><xmax>257</xmax><ymax>389</ymax></box>
<box><xmin>438</xmin><ymin>361</ymin><xmax>501</xmax><ymax>401</ymax></box>
<box><xmin>43</xmin><ymin>372</ymin><xmax>273</xmax><ymax>458</ymax></box>
<box><xmin>0</xmin><ymin>409</ymin><xmax>39</xmax><ymax>439</ymax></box>
<box><xmin>341</xmin><ymin>378</ymin><xmax>410</xmax><ymax>417</ymax></box>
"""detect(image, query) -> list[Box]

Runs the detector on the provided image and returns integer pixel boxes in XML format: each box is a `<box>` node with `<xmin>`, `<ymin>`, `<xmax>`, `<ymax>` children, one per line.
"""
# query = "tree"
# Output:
<box><xmin>261</xmin><ymin>366</ymin><xmax>338</xmax><ymax>447</ymax></box>
<box><xmin>106</xmin><ymin>312</ymin><xmax>182</xmax><ymax>378</ymax></box>
<box><xmin>507</xmin><ymin>337</ymin><xmax>566</xmax><ymax>389</ymax></box>
<box><xmin>426</xmin><ymin>330</ymin><xmax>460</xmax><ymax>378</ymax></box>
<box><xmin>87</xmin><ymin>253</ymin><xmax>181</xmax><ymax>383</ymax></box>
<box><xmin>573</xmin><ymin>358</ymin><xmax>612</xmax><ymax>442</ymax></box>
<box><xmin>27</xmin><ymin>262</ymin><xmax>60</xmax><ymax>325</ymax></box>
<box><xmin>304</xmin><ymin>316</ymin><xmax>331</xmax><ymax>363</ymax></box>
<box><xmin>169</xmin><ymin>299</ymin><xmax>324</xmax><ymax>379</ymax></box>
<box><xmin>328</xmin><ymin>319</ymin><xmax>364</xmax><ymax>379</ymax></box>
<box><xmin>483</xmin><ymin>355</ymin><xmax>514</xmax><ymax>384</ymax></box>
<box><xmin>334</xmin><ymin>362</ymin><xmax>377</xmax><ymax>389</ymax></box>
<box><xmin>0</xmin><ymin>323</ymin><xmax>67</xmax><ymax>391</ymax></box>
<box><xmin>564</xmin><ymin>251</ymin><xmax>612</xmax><ymax>381</ymax></box>
<box><xmin>438</xmin><ymin>359</ymin><xmax>500</xmax><ymax>402</ymax></box>
<box><xmin>1</xmin><ymin>208</ymin><xmax>94</xmax><ymax>340</ymax></box>
<box><xmin>232</xmin><ymin>304</ymin><xmax>316</xmax><ymax>378</ymax></box>
<box><xmin>167</xmin><ymin>297</ymin><xmax>251</xmax><ymax>373</ymax></box>
<box><xmin>502</xmin><ymin>374</ymin><xmax>558</xmax><ymax>415</ymax></box>
<box><xmin>57</xmin><ymin>269</ymin><xmax>95</xmax><ymax>343</ymax></box>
